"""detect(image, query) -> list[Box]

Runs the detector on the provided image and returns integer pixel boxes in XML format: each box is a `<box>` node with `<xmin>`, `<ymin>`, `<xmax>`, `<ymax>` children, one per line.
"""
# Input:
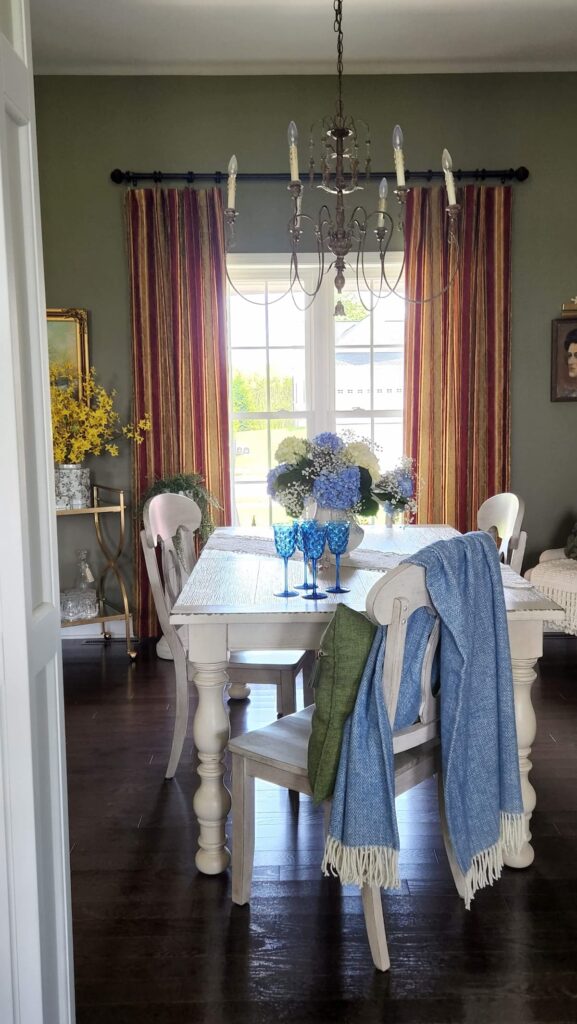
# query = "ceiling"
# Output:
<box><xmin>30</xmin><ymin>0</ymin><xmax>577</xmax><ymax>76</ymax></box>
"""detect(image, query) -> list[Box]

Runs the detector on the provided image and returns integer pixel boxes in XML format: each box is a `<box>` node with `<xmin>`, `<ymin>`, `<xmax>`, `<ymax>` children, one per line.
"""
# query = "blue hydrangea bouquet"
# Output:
<box><xmin>372</xmin><ymin>456</ymin><xmax>418</xmax><ymax>518</ymax></box>
<box><xmin>266</xmin><ymin>431</ymin><xmax>382</xmax><ymax>518</ymax></box>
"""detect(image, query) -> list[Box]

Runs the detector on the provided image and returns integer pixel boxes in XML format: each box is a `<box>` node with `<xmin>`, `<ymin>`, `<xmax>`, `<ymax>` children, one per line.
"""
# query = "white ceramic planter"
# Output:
<box><xmin>54</xmin><ymin>463</ymin><xmax>91</xmax><ymax>510</ymax></box>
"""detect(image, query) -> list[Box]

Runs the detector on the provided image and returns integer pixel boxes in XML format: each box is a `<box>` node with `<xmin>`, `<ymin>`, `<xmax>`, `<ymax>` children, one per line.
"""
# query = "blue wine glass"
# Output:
<box><xmin>300</xmin><ymin>520</ymin><xmax>328</xmax><ymax>601</ymax></box>
<box><xmin>293</xmin><ymin>519</ymin><xmax>313</xmax><ymax>590</ymax></box>
<box><xmin>326</xmin><ymin>520</ymin><xmax>350</xmax><ymax>594</ymax></box>
<box><xmin>273</xmin><ymin>523</ymin><xmax>298</xmax><ymax>598</ymax></box>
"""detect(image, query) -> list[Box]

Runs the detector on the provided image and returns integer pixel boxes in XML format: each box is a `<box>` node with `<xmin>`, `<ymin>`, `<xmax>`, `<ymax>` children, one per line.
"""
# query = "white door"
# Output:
<box><xmin>0</xmin><ymin>1</ymin><xmax>75</xmax><ymax>1021</ymax></box>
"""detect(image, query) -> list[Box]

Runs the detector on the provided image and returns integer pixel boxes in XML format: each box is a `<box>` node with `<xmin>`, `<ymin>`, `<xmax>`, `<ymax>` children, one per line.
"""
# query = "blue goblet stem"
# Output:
<box><xmin>303</xmin><ymin>556</ymin><xmax>327</xmax><ymax>600</ymax></box>
<box><xmin>283</xmin><ymin>556</ymin><xmax>289</xmax><ymax>595</ymax></box>
<box><xmin>335</xmin><ymin>553</ymin><xmax>341</xmax><ymax>591</ymax></box>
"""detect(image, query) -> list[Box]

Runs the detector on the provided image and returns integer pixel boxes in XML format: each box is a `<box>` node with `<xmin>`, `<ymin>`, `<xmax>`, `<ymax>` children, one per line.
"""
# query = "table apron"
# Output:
<box><xmin>188</xmin><ymin>619</ymin><xmax>326</xmax><ymax>658</ymax></box>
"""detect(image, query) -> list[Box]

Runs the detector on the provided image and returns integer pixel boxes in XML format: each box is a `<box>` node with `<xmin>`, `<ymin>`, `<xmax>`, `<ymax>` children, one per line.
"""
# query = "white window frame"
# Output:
<box><xmin>227</xmin><ymin>253</ymin><xmax>404</xmax><ymax>523</ymax></box>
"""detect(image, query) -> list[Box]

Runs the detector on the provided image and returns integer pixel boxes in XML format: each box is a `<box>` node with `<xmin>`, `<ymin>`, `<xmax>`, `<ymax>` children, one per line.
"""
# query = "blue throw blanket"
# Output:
<box><xmin>322</xmin><ymin>532</ymin><xmax>525</xmax><ymax>907</ymax></box>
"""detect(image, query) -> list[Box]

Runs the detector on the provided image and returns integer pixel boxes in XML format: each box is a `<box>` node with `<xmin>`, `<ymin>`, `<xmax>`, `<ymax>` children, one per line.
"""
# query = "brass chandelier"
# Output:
<box><xmin>224</xmin><ymin>0</ymin><xmax>460</xmax><ymax>314</ymax></box>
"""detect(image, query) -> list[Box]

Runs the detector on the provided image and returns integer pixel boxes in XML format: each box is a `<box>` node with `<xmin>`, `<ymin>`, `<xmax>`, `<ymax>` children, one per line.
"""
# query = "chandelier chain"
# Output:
<box><xmin>333</xmin><ymin>0</ymin><xmax>344</xmax><ymax>119</ymax></box>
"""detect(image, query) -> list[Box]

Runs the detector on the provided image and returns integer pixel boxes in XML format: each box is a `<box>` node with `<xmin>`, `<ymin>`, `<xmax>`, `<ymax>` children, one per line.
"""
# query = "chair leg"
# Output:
<box><xmin>437</xmin><ymin>772</ymin><xmax>467</xmax><ymax>899</ymax></box>
<box><xmin>232</xmin><ymin>753</ymin><xmax>255</xmax><ymax>906</ymax></box>
<box><xmin>361</xmin><ymin>884</ymin><xmax>390</xmax><ymax>972</ymax></box>
<box><xmin>301</xmin><ymin>650</ymin><xmax>316</xmax><ymax>708</ymax></box>
<box><xmin>277</xmin><ymin>669</ymin><xmax>297</xmax><ymax>717</ymax></box>
<box><xmin>165</xmin><ymin>643</ymin><xmax>189</xmax><ymax>779</ymax></box>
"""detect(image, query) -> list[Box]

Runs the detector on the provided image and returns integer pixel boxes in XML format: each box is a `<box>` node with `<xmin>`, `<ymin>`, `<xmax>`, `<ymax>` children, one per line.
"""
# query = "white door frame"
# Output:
<box><xmin>0</xmin><ymin>1</ymin><xmax>75</xmax><ymax>1021</ymax></box>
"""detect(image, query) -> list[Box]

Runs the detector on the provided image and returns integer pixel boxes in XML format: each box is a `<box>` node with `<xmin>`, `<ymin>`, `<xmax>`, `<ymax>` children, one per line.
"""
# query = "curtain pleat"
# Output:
<box><xmin>404</xmin><ymin>185</ymin><xmax>512</xmax><ymax>533</ymax></box>
<box><xmin>125</xmin><ymin>187</ymin><xmax>232</xmax><ymax>639</ymax></box>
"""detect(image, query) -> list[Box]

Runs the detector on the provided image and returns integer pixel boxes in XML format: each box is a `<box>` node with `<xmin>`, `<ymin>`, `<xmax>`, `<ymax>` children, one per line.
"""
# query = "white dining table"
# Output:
<box><xmin>171</xmin><ymin>525</ymin><xmax>564</xmax><ymax>876</ymax></box>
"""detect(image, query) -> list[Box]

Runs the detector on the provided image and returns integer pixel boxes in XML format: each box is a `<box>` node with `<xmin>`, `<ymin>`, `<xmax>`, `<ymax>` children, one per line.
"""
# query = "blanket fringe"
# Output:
<box><xmin>321</xmin><ymin>835</ymin><xmax>400</xmax><ymax>890</ymax></box>
<box><xmin>462</xmin><ymin>812</ymin><xmax>526</xmax><ymax>909</ymax></box>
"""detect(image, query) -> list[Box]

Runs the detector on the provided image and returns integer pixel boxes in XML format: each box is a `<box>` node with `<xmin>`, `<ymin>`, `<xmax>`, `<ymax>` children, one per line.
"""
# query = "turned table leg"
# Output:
<box><xmin>189</xmin><ymin>624</ymin><xmax>231</xmax><ymax>874</ymax></box>
<box><xmin>505</xmin><ymin>619</ymin><xmax>543</xmax><ymax>869</ymax></box>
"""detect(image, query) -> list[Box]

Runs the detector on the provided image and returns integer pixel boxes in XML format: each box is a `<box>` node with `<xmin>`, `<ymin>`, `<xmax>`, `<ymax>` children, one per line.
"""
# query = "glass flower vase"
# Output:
<box><xmin>314</xmin><ymin>507</ymin><xmax>364</xmax><ymax>553</ymax></box>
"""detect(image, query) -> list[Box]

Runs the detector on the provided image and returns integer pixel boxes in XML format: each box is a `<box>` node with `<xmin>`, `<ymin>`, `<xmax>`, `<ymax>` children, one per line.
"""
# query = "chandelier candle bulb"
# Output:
<box><xmin>377</xmin><ymin>177</ymin><xmax>388</xmax><ymax>227</ymax></box>
<box><xmin>288</xmin><ymin>121</ymin><xmax>299</xmax><ymax>181</ymax></box>
<box><xmin>392</xmin><ymin>124</ymin><xmax>405</xmax><ymax>187</ymax></box>
<box><xmin>442</xmin><ymin>148</ymin><xmax>457</xmax><ymax>206</ymax></box>
<box><xmin>227</xmin><ymin>154</ymin><xmax>238</xmax><ymax>210</ymax></box>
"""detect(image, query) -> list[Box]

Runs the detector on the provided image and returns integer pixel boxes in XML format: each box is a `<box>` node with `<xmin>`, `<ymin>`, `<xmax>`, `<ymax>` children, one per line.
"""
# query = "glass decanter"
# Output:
<box><xmin>75</xmin><ymin>549</ymin><xmax>96</xmax><ymax>591</ymax></box>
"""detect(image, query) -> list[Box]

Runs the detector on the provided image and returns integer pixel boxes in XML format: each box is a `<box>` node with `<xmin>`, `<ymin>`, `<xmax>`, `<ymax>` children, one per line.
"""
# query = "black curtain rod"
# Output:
<box><xmin>110</xmin><ymin>166</ymin><xmax>529</xmax><ymax>187</ymax></box>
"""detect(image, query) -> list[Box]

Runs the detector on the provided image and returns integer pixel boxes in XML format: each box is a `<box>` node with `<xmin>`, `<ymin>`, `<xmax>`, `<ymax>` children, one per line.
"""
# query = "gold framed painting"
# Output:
<box><xmin>551</xmin><ymin>317</ymin><xmax>577</xmax><ymax>402</ymax></box>
<box><xmin>47</xmin><ymin>308</ymin><xmax>89</xmax><ymax>398</ymax></box>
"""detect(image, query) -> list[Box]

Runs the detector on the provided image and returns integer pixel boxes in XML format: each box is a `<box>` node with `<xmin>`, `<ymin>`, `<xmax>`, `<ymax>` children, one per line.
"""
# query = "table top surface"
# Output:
<box><xmin>171</xmin><ymin>525</ymin><xmax>564</xmax><ymax>625</ymax></box>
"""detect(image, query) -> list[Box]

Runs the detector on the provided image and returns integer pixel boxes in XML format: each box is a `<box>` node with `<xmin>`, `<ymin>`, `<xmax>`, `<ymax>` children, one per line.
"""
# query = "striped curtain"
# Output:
<box><xmin>125</xmin><ymin>187</ymin><xmax>232</xmax><ymax>638</ymax></box>
<box><xmin>404</xmin><ymin>185</ymin><xmax>512</xmax><ymax>533</ymax></box>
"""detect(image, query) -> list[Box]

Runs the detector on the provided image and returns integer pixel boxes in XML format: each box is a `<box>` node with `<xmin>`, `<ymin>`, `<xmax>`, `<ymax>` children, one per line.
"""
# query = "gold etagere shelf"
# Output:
<box><xmin>57</xmin><ymin>483</ymin><xmax>136</xmax><ymax>659</ymax></box>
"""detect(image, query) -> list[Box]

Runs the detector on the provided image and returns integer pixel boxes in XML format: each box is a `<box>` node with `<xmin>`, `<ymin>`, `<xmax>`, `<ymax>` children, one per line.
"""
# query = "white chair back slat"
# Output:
<box><xmin>477</xmin><ymin>492</ymin><xmax>525</xmax><ymax>567</ymax></box>
<box><xmin>367</xmin><ymin>564</ymin><xmax>440</xmax><ymax>731</ymax></box>
<box><xmin>145</xmin><ymin>492</ymin><xmax>202</xmax><ymax>547</ymax></box>
<box><xmin>381</xmin><ymin>597</ymin><xmax>410</xmax><ymax>726</ymax></box>
<box><xmin>419</xmin><ymin>618</ymin><xmax>440</xmax><ymax>724</ymax></box>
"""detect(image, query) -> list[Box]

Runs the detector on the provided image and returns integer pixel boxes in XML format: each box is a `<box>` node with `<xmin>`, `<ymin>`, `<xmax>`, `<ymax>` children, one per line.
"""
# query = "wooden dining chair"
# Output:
<box><xmin>141</xmin><ymin>493</ymin><xmax>314</xmax><ymax>778</ymax></box>
<box><xmin>477</xmin><ymin>492</ymin><xmax>526</xmax><ymax>574</ymax></box>
<box><xmin>229</xmin><ymin>563</ymin><xmax>464</xmax><ymax>971</ymax></box>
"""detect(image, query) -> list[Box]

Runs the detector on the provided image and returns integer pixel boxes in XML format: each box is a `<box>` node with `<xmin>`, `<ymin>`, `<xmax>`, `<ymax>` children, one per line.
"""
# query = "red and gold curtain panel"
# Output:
<box><xmin>404</xmin><ymin>185</ymin><xmax>512</xmax><ymax>533</ymax></box>
<box><xmin>125</xmin><ymin>187</ymin><xmax>232</xmax><ymax>638</ymax></box>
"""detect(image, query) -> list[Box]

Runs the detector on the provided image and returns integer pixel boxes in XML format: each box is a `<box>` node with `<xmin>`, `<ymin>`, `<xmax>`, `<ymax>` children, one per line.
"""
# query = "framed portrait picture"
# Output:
<box><xmin>47</xmin><ymin>308</ymin><xmax>89</xmax><ymax>398</ymax></box>
<box><xmin>551</xmin><ymin>317</ymin><xmax>577</xmax><ymax>402</ymax></box>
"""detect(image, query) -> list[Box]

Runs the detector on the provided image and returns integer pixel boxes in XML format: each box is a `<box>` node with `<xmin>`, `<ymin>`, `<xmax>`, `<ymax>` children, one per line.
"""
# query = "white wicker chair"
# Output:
<box><xmin>525</xmin><ymin>546</ymin><xmax>577</xmax><ymax>636</ymax></box>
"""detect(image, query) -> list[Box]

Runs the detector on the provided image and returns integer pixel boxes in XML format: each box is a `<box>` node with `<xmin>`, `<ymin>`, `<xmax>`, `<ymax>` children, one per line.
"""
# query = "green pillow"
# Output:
<box><xmin>308</xmin><ymin>604</ymin><xmax>377</xmax><ymax>804</ymax></box>
<box><xmin>565</xmin><ymin>521</ymin><xmax>577</xmax><ymax>560</ymax></box>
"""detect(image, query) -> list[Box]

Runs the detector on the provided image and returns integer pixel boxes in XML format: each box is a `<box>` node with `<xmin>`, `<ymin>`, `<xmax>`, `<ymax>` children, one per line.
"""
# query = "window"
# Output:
<box><xmin>227</xmin><ymin>255</ymin><xmax>405</xmax><ymax>526</ymax></box>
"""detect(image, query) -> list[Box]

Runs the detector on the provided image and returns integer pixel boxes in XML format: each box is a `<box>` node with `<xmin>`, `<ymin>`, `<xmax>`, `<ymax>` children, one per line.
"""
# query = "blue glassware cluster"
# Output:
<box><xmin>273</xmin><ymin>518</ymin><xmax>351</xmax><ymax>600</ymax></box>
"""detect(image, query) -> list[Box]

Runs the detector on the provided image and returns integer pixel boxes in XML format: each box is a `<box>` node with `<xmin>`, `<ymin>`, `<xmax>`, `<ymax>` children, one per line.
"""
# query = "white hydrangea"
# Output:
<box><xmin>344</xmin><ymin>441</ymin><xmax>381</xmax><ymax>482</ymax></box>
<box><xmin>274</xmin><ymin>435</ymin><xmax>309</xmax><ymax>465</ymax></box>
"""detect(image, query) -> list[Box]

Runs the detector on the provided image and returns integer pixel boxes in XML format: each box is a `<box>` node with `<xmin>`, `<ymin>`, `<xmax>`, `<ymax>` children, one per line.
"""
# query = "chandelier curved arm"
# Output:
<box><xmin>350</xmin><ymin>210</ymin><xmax>397</xmax><ymax>308</ymax></box>
<box><xmin>379</xmin><ymin>205</ymin><xmax>461</xmax><ymax>306</ymax></box>
<box><xmin>287</xmin><ymin>209</ymin><xmax>328</xmax><ymax>300</ymax></box>
<box><xmin>288</xmin><ymin>252</ymin><xmax>327</xmax><ymax>311</ymax></box>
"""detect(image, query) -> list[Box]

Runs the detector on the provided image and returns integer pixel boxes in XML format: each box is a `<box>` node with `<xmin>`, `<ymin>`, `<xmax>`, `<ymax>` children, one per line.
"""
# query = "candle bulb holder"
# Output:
<box><xmin>447</xmin><ymin>204</ymin><xmax>460</xmax><ymax>246</ymax></box>
<box><xmin>224</xmin><ymin>207</ymin><xmax>238</xmax><ymax>251</ymax></box>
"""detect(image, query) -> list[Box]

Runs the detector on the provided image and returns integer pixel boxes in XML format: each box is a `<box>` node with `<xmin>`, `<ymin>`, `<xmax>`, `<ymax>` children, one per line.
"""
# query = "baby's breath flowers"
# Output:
<box><xmin>372</xmin><ymin>456</ymin><xmax>418</xmax><ymax>518</ymax></box>
<box><xmin>266</xmin><ymin>431</ymin><xmax>381</xmax><ymax>517</ymax></box>
<box><xmin>50</xmin><ymin>362</ymin><xmax>150</xmax><ymax>463</ymax></box>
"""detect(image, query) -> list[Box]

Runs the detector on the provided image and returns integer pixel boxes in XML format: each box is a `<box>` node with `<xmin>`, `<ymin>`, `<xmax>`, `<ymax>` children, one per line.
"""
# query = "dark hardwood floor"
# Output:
<box><xmin>64</xmin><ymin>635</ymin><xmax>577</xmax><ymax>1024</ymax></box>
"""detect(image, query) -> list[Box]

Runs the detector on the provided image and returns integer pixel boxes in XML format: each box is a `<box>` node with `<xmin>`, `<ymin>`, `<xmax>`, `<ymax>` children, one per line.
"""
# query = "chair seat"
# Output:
<box><xmin>229</xmin><ymin>706</ymin><xmax>313</xmax><ymax>775</ymax></box>
<box><xmin>229</xmin><ymin>705</ymin><xmax>439</xmax><ymax>789</ymax></box>
<box><xmin>230</xmin><ymin>650</ymin><xmax>309</xmax><ymax>670</ymax></box>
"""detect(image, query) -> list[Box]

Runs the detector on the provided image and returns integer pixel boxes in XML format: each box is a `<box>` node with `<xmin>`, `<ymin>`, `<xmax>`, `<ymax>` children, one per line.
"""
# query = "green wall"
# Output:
<box><xmin>35</xmin><ymin>73</ymin><xmax>577</xmax><ymax>588</ymax></box>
